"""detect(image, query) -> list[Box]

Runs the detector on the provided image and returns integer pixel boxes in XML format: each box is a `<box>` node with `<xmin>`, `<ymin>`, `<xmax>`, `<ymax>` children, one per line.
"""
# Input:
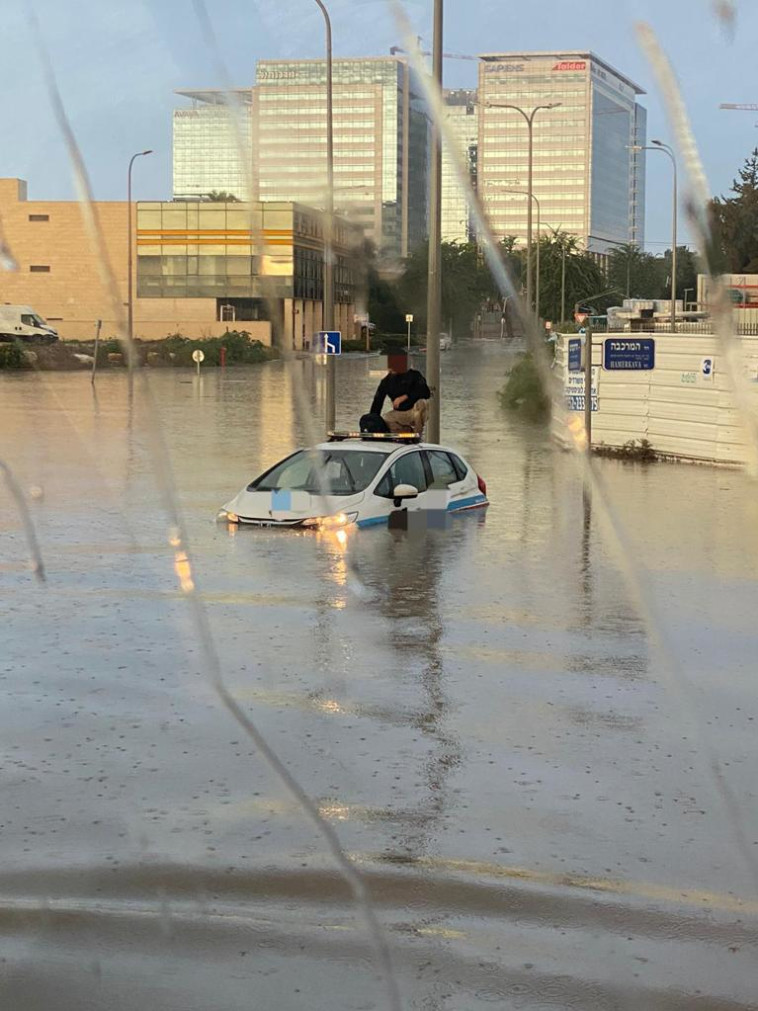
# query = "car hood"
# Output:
<box><xmin>223</xmin><ymin>488</ymin><xmax>365</xmax><ymax>521</ymax></box>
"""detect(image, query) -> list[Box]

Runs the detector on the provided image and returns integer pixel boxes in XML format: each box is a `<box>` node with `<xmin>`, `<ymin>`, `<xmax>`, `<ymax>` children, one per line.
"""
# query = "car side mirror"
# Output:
<box><xmin>393</xmin><ymin>483</ymin><xmax>418</xmax><ymax>507</ymax></box>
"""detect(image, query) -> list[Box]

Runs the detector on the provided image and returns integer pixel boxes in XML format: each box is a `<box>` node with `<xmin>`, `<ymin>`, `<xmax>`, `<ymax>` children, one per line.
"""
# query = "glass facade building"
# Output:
<box><xmin>173</xmin><ymin>90</ymin><xmax>253</xmax><ymax>201</ymax></box>
<box><xmin>441</xmin><ymin>90</ymin><xmax>478</xmax><ymax>245</ymax></box>
<box><xmin>253</xmin><ymin>57</ymin><xmax>428</xmax><ymax>260</ymax></box>
<box><xmin>478</xmin><ymin>52</ymin><xmax>646</xmax><ymax>254</ymax></box>
<box><xmin>136</xmin><ymin>200</ymin><xmax>356</xmax><ymax>346</ymax></box>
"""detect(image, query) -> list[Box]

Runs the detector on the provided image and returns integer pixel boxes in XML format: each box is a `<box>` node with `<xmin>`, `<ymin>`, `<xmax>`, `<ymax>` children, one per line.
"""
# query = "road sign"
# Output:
<box><xmin>603</xmin><ymin>337</ymin><xmax>655</xmax><ymax>371</ymax></box>
<box><xmin>405</xmin><ymin>314</ymin><xmax>414</xmax><ymax>323</ymax></box>
<box><xmin>191</xmin><ymin>349</ymin><xmax>205</xmax><ymax>363</ymax></box>
<box><xmin>316</xmin><ymin>331</ymin><xmax>342</xmax><ymax>355</ymax></box>
<box><xmin>568</xmin><ymin>338</ymin><xmax>582</xmax><ymax>371</ymax></box>
<box><xmin>574</xmin><ymin>311</ymin><xmax>588</xmax><ymax>325</ymax></box>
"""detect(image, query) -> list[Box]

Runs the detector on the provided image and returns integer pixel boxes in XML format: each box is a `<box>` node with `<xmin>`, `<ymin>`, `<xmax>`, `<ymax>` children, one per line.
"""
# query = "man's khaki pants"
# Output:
<box><xmin>382</xmin><ymin>399</ymin><xmax>428</xmax><ymax>434</ymax></box>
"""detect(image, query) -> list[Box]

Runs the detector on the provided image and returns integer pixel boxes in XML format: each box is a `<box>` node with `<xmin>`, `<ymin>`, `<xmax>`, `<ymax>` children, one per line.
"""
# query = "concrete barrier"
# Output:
<box><xmin>553</xmin><ymin>332</ymin><xmax>758</xmax><ymax>466</ymax></box>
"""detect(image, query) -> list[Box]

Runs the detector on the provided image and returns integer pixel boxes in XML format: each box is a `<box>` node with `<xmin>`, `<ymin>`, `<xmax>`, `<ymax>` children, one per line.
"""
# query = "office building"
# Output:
<box><xmin>136</xmin><ymin>199</ymin><xmax>357</xmax><ymax>347</ymax></box>
<box><xmin>173</xmin><ymin>90</ymin><xmax>253</xmax><ymax>201</ymax></box>
<box><xmin>0</xmin><ymin>177</ymin><xmax>240</xmax><ymax>341</ymax></box>
<box><xmin>478</xmin><ymin>51</ymin><xmax>646</xmax><ymax>254</ymax></box>
<box><xmin>0</xmin><ymin>179</ymin><xmax>351</xmax><ymax>346</ymax></box>
<box><xmin>441</xmin><ymin>89</ymin><xmax>478</xmax><ymax>245</ymax></box>
<box><xmin>252</xmin><ymin>56</ymin><xmax>428</xmax><ymax>259</ymax></box>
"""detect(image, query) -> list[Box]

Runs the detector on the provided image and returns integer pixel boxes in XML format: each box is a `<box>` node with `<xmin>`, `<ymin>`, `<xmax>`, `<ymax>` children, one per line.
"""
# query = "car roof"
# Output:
<box><xmin>314</xmin><ymin>440</ymin><xmax>462</xmax><ymax>456</ymax></box>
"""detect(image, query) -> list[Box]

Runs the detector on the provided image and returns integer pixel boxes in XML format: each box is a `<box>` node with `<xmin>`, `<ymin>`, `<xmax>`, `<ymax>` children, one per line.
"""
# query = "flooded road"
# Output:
<box><xmin>2</xmin><ymin>343</ymin><xmax>758</xmax><ymax>1009</ymax></box>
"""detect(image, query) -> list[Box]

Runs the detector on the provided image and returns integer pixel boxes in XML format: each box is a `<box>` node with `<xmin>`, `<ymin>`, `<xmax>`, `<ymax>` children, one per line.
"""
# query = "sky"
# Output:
<box><xmin>1</xmin><ymin>0</ymin><xmax>754</xmax><ymax>252</ymax></box>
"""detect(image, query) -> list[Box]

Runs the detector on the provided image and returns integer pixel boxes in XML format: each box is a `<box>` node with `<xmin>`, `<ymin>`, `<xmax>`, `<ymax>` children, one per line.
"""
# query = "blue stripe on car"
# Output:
<box><xmin>448</xmin><ymin>493</ymin><xmax>488</xmax><ymax>511</ymax></box>
<box><xmin>356</xmin><ymin>515</ymin><xmax>389</xmax><ymax>529</ymax></box>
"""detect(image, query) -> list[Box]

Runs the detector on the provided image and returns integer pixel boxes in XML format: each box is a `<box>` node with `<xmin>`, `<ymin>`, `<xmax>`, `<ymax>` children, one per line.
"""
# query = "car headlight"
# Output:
<box><xmin>218</xmin><ymin>510</ymin><xmax>239</xmax><ymax>523</ymax></box>
<box><xmin>302</xmin><ymin>512</ymin><xmax>357</xmax><ymax>529</ymax></box>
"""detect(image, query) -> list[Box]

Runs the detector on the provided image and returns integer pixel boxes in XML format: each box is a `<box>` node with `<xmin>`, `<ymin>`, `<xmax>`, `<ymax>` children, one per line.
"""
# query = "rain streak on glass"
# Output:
<box><xmin>0</xmin><ymin>2</ymin><xmax>757</xmax><ymax>1010</ymax></box>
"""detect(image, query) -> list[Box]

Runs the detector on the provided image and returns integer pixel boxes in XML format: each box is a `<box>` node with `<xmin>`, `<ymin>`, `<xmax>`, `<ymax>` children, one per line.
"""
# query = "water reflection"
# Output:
<box><xmin>349</xmin><ymin>525</ymin><xmax>469</xmax><ymax>862</ymax></box>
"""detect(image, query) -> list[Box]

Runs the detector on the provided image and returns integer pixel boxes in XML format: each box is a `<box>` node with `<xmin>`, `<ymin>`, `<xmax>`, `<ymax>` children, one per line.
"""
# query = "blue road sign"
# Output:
<box><xmin>568</xmin><ymin>338</ymin><xmax>582</xmax><ymax>371</ymax></box>
<box><xmin>603</xmin><ymin>337</ymin><xmax>655</xmax><ymax>371</ymax></box>
<box><xmin>316</xmin><ymin>330</ymin><xmax>342</xmax><ymax>355</ymax></box>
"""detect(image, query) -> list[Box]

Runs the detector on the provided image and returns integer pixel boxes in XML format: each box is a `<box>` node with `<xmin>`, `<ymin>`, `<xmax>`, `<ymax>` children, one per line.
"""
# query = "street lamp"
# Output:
<box><xmin>312</xmin><ymin>0</ymin><xmax>335</xmax><ymax>432</ymax></box>
<box><xmin>426</xmin><ymin>0</ymin><xmax>444</xmax><ymax>444</ymax></box>
<box><xmin>485</xmin><ymin>101</ymin><xmax>562</xmax><ymax>315</ymax></box>
<box><xmin>127</xmin><ymin>149</ymin><xmax>152</xmax><ymax>357</ymax></box>
<box><xmin>633</xmin><ymin>140</ymin><xmax>677</xmax><ymax>332</ymax></box>
<box><xmin>486</xmin><ymin>185</ymin><xmax>541</xmax><ymax>315</ymax></box>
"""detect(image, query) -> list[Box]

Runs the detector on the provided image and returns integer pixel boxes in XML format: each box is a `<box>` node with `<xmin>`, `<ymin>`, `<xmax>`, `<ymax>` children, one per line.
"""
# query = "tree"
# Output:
<box><xmin>607</xmin><ymin>243</ymin><xmax>663</xmax><ymax>299</ymax></box>
<box><xmin>396</xmin><ymin>241</ymin><xmax>494</xmax><ymax>336</ymax></box>
<box><xmin>205</xmin><ymin>190</ymin><xmax>241</xmax><ymax>202</ymax></box>
<box><xmin>655</xmin><ymin>246</ymin><xmax>699</xmax><ymax>302</ymax></box>
<box><xmin>709</xmin><ymin>147</ymin><xmax>758</xmax><ymax>272</ymax></box>
<box><xmin>534</xmin><ymin>231</ymin><xmax>606</xmax><ymax>321</ymax></box>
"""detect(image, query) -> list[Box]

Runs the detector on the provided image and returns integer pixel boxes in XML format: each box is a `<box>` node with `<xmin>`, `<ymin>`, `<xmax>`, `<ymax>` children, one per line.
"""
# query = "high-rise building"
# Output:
<box><xmin>173</xmin><ymin>90</ymin><xmax>253</xmax><ymax>201</ymax></box>
<box><xmin>252</xmin><ymin>56</ymin><xmax>428</xmax><ymax>259</ymax></box>
<box><xmin>441</xmin><ymin>90</ymin><xmax>478</xmax><ymax>245</ymax></box>
<box><xmin>478</xmin><ymin>52</ymin><xmax>646</xmax><ymax>254</ymax></box>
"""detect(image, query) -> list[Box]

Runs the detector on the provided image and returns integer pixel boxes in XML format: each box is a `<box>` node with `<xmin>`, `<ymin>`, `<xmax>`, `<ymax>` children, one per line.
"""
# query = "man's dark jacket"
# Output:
<box><xmin>370</xmin><ymin>369</ymin><xmax>431</xmax><ymax>416</ymax></box>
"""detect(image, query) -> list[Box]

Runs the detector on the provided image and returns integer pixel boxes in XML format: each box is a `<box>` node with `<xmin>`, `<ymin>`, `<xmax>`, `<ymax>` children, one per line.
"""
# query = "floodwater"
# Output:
<box><xmin>2</xmin><ymin>343</ymin><xmax>758</xmax><ymax>1010</ymax></box>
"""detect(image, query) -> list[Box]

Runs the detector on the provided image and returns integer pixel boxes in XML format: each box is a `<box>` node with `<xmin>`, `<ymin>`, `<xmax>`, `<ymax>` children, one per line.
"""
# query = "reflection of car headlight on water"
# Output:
<box><xmin>302</xmin><ymin>512</ymin><xmax>357</xmax><ymax>530</ymax></box>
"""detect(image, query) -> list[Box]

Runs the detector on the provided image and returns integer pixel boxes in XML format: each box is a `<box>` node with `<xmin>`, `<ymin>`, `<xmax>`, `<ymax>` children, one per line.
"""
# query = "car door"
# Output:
<box><xmin>425</xmin><ymin>449</ymin><xmax>471</xmax><ymax>512</ymax></box>
<box><xmin>372</xmin><ymin>449</ymin><xmax>430</xmax><ymax>519</ymax></box>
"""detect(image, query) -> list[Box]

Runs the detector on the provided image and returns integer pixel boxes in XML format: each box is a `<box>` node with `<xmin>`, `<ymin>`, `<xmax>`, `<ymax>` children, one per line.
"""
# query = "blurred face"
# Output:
<box><xmin>388</xmin><ymin>353</ymin><xmax>408</xmax><ymax>375</ymax></box>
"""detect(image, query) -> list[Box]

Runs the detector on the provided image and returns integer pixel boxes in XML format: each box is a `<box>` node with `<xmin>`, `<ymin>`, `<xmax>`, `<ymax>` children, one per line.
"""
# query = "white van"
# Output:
<box><xmin>0</xmin><ymin>305</ymin><xmax>59</xmax><ymax>343</ymax></box>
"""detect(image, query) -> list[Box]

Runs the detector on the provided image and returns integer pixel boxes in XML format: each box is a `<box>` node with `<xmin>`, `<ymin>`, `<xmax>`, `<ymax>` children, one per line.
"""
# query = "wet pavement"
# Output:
<box><xmin>1</xmin><ymin>343</ymin><xmax>758</xmax><ymax>1009</ymax></box>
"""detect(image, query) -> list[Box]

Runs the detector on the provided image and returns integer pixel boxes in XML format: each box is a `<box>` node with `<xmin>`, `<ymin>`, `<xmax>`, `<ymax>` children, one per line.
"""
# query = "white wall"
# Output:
<box><xmin>553</xmin><ymin>333</ymin><xmax>758</xmax><ymax>466</ymax></box>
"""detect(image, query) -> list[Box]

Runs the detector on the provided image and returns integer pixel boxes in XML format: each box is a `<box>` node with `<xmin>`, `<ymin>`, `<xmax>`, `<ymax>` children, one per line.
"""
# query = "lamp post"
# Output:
<box><xmin>485</xmin><ymin>101</ymin><xmax>561</xmax><ymax>315</ymax></box>
<box><xmin>426</xmin><ymin>0</ymin><xmax>443</xmax><ymax>444</ymax></box>
<box><xmin>313</xmin><ymin>0</ymin><xmax>335</xmax><ymax>432</ymax></box>
<box><xmin>633</xmin><ymin>140</ymin><xmax>677</xmax><ymax>332</ymax></box>
<box><xmin>127</xmin><ymin>149</ymin><xmax>152</xmax><ymax>360</ymax></box>
<box><xmin>488</xmin><ymin>186</ymin><xmax>542</xmax><ymax>316</ymax></box>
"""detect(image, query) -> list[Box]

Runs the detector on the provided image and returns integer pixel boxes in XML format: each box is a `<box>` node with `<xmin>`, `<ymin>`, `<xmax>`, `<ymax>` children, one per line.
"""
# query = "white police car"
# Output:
<box><xmin>218</xmin><ymin>433</ymin><xmax>488</xmax><ymax>530</ymax></box>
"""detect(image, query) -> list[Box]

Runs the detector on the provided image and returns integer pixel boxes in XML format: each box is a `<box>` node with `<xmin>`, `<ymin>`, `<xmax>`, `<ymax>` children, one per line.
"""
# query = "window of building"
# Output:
<box><xmin>28</xmin><ymin>214</ymin><xmax>49</xmax><ymax>222</ymax></box>
<box><xmin>29</xmin><ymin>265</ymin><xmax>50</xmax><ymax>272</ymax></box>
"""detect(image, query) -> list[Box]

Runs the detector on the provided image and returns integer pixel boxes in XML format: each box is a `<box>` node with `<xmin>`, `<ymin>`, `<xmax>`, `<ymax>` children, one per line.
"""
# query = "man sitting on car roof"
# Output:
<box><xmin>367</xmin><ymin>351</ymin><xmax>431</xmax><ymax>435</ymax></box>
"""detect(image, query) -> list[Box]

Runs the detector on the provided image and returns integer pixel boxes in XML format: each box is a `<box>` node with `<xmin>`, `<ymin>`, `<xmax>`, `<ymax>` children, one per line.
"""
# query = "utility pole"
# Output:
<box><xmin>584</xmin><ymin>319</ymin><xmax>592</xmax><ymax>456</ymax></box>
<box><xmin>426</xmin><ymin>0</ymin><xmax>443</xmax><ymax>443</ymax></box>
<box><xmin>314</xmin><ymin>0</ymin><xmax>335</xmax><ymax>431</ymax></box>
<box><xmin>126</xmin><ymin>149</ymin><xmax>152</xmax><ymax>383</ymax></box>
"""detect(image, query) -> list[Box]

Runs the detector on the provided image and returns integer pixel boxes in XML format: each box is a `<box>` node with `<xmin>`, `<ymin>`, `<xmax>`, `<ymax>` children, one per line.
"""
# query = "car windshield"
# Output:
<box><xmin>250</xmin><ymin>449</ymin><xmax>387</xmax><ymax>496</ymax></box>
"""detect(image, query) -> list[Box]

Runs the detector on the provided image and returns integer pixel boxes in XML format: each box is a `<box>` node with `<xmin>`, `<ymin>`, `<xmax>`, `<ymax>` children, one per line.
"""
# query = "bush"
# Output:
<box><xmin>499</xmin><ymin>353</ymin><xmax>550</xmax><ymax>421</ymax></box>
<box><xmin>374</xmin><ymin>332</ymin><xmax>410</xmax><ymax>353</ymax></box>
<box><xmin>152</xmin><ymin>331</ymin><xmax>276</xmax><ymax>366</ymax></box>
<box><xmin>594</xmin><ymin>439</ymin><xmax>656</xmax><ymax>462</ymax></box>
<box><xmin>0</xmin><ymin>344</ymin><xmax>27</xmax><ymax>369</ymax></box>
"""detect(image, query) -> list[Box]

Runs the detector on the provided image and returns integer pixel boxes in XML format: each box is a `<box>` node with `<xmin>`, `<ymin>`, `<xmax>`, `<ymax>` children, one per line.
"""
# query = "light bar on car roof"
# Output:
<box><xmin>327</xmin><ymin>431</ymin><xmax>421</xmax><ymax>444</ymax></box>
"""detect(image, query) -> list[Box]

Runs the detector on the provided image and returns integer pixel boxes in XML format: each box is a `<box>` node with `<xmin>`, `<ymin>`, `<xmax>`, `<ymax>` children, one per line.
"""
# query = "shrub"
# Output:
<box><xmin>341</xmin><ymin>339</ymin><xmax>369</xmax><ymax>353</ymax></box>
<box><xmin>152</xmin><ymin>331</ymin><xmax>276</xmax><ymax>366</ymax></box>
<box><xmin>499</xmin><ymin>353</ymin><xmax>550</xmax><ymax>421</ymax></box>
<box><xmin>594</xmin><ymin>439</ymin><xmax>656</xmax><ymax>462</ymax></box>
<box><xmin>0</xmin><ymin>344</ymin><xmax>26</xmax><ymax>369</ymax></box>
